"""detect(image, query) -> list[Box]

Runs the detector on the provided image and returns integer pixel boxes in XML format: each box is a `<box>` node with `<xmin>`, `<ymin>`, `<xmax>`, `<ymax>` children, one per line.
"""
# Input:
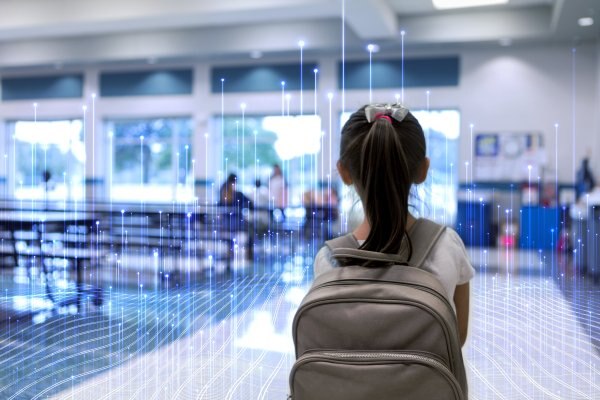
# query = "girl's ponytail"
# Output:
<box><xmin>339</xmin><ymin>105</ymin><xmax>426</xmax><ymax>257</ymax></box>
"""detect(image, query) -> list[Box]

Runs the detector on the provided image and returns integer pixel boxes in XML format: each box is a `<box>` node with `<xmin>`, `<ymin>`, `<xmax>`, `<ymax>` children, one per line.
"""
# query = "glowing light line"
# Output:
<box><xmin>401</xmin><ymin>30</ymin><xmax>406</xmax><ymax>104</ymax></box>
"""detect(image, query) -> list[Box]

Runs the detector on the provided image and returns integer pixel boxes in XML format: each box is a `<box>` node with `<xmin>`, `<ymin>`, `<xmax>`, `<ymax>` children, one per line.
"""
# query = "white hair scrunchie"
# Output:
<box><xmin>364</xmin><ymin>103</ymin><xmax>409</xmax><ymax>123</ymax></box>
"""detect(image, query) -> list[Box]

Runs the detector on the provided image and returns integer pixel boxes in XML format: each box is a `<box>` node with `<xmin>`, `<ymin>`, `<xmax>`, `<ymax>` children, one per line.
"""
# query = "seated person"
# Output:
<box><xmin>302</xmin><ymin>187</ymin><xmax>339</xmax><ymax>240</ymax></box>
<box><xmin>217</xmin><ymin>173</ymin><xmax>253</xmax><ymax>232</ymax></box>
<box><xmin>217</xmin><ymin>174</ymin><xmax>254</xmax><ymax>259</ymax></box>
<box><xmin>303</xmin><ymin>187</ymin><xmax>339</xmax><ymax>220</ymax></box>
<box><xmin>218</xmin><ymin>173</ymin><xmax>253</xmax><ymax>210</ymax></box>
<box><xmin>576</xmin><ymin>157</ymin><xmax>596</xmax><ymax>201</ymax></box>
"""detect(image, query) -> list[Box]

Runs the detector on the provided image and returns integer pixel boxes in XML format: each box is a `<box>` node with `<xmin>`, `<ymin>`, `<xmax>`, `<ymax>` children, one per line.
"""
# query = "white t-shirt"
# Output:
<box><xmin>313</xmin><ymin>225</ymin><xmax>475</xmax><ymax>310</ymax></box>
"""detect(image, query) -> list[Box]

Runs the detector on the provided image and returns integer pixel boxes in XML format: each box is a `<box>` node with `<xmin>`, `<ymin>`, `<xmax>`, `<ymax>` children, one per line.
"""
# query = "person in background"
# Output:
<box><xmin>41</xmin><ymin>169</ymin><xmax>54</xmax><ymax>193</ymax></box>
<box><xmin>218</xmin><ymin>173</ymin><xmax>252</xmax><ymax>210</ymax></box>
<box><xmin>41</xmin><ymin>169</ymin><xmax>53</xmax><ymax>209</ymax></box>
<box><xmin>576</xmin><ymin>157</ymin><xmax>596</xmax><ymax>201</ymax></box>
<box><xmin>269</xmin><ymin>164</ymin><xmax>287</xmax><ymax>209</ymax></box>
<box><xmin>303</xmin><ymin>186</ymin><xmax>340</xmax><ymax>240</ymax></box>
<box><xmin>218</xmin><ymin>173</ymin><xmax>253</xmax><ymax>259</ymax></box>
<box><xmin>252</xmin><ymin>179</ymin><xmax>269</xmax><ymax>208</ymax></box>
<box><xmin>252</xmin><ymin>179</ymin><xmax>271</xmax><ymax>231</ymax></box>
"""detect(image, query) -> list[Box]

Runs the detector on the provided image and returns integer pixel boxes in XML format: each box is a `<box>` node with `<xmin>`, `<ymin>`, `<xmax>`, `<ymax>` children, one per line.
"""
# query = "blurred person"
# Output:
<box><xmin>269</xmin><ymin>164</ymin><xmax>287</xmax><ymax>209</ymax></box>
<box><xmin>218</xmin><ymin>173</ymin><xmax>252</xmax><ymax>209</ymax></box>
<box><xmin>576</xmin><ymin>157</ymin><xmax>596</xmax><ymax>201</ymax></box>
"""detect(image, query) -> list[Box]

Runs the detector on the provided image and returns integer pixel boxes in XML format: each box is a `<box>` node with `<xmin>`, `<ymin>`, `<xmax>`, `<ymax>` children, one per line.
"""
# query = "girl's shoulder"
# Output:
<box><xmin>435</xmin><ymin>225</ymin><xmax>468</xmax><ymax>251</ymax></box>
<box><xmin>313</xmin><ymin>224</ymin><xmax>474</xmax><ymax>283</ymax></box>
<box><xmin>414</xmin><ymin>220</ymin><xmax>467</xmax><ymax>262</ymax></box>
<box><xmin>424</xmin><ymin>225</ymin><xmax>474</xmax><ymax>285</ymax></box>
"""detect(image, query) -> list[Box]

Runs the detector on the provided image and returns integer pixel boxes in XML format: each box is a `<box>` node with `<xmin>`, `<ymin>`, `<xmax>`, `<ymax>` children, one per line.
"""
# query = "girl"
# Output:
<box><xmin>313</xmin><ymin>104</ymin><xmax>475</xmax><ymax>346</ymax></box>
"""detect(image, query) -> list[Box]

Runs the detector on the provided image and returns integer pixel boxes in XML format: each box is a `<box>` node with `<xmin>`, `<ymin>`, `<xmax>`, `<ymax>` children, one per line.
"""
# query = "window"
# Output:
<box><xmin>339</xmin><ymin>109</ymin><xmax>460</xmax><ymax>225</ymax></box>
<box><xmin>106</xmin><ymin>117</ymin><xmax>193</xmax><ymax>202</ymax></box>
<box><xmin>213</xmin><ymin>114</ymin><xmax>322</xmax><ymax>206</ymax></box>
<box><xmin>413</xmin><ymin>109</ymin><xmax>460</xmax><ymax>225</ymax></box>
<box><xmin>7</xmin><ymin>119</ymin><xmax>85</xmax><ymax>201</ymax></box>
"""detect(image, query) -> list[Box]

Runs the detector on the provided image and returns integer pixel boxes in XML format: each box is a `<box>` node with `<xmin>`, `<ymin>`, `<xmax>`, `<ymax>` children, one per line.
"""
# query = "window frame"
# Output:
<box><xmin>104</xmin><ymin>116</ymin><xmax>194</xmax><ymax>203</ymax></box>
<box><xmin>6</xmin><ymin>118</ymin><xmax>86</xmax><ymax>202</ymax></box>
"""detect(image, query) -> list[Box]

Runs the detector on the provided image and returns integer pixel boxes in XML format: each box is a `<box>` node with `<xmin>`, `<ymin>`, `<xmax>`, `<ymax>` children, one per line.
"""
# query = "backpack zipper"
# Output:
<box><xmin>308</xmin><ymin>279</ymin><xmax>456</xmax><ymax>335</ymax></box>
<box><xmin>311</xmin><ymin>279</ymin><xmax>453</xmax><ymax>315</ymax></box>
<box><xmin>289</xmin><ymin>350</ymin><xmax>464</xmax><ymax>400</ymax></box>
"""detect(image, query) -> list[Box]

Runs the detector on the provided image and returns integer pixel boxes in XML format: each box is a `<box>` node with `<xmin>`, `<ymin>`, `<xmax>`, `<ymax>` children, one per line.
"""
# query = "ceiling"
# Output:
<box><xmin>0</xmin><ymin>0</ymin><xmax>598</xmax><ymax>69</ymax></box>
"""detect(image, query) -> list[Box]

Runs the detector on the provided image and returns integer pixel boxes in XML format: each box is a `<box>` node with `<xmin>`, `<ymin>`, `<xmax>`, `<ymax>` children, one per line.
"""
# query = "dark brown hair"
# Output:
<box><xmin>339</xmin><ymin>105</ymin><xmax>426</xmax><ymax>255</ymax></box>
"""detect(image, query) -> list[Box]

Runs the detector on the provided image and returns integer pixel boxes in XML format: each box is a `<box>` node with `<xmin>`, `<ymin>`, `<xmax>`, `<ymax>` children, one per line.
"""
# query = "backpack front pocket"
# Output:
<box><xmin>289</xmin><ymin>350</ymin><xmax>464</xmax><ymax>400</ymax></box>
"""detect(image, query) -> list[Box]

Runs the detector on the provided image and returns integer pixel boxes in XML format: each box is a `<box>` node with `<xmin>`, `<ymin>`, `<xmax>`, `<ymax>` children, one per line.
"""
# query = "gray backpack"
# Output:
<box><xmin>290</xmin><ymin>219</ymin><xmax>468</xmax><ymax>400</ymax></box>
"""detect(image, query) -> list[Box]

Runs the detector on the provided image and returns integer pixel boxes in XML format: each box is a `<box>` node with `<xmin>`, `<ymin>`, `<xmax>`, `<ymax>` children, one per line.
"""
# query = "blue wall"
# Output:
<box><xmin>340</xmin><ymin>56</ymin><xmax>459</xmax><ymax>89</ymax></box>
<box><xmin>1</xmin><ymin>57</ymin><xmax>459</xmax><ymax>99</ymax></box>
<box><xmin>212</xmin><ymin>63</ymin><xmax>319</xmax><ymax>93</ymax></box>
<box><xmin>100</xmin><ymin>69</ymin><xmax>193</xmax><ymax>97</ymax></box>
<box><xmin>2</xmin><ymin>75</ymin><xmax>83</xmax><ymax>100</ymax></box>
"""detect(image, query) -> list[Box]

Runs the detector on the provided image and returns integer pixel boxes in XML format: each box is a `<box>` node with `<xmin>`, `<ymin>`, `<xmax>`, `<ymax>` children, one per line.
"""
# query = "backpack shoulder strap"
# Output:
<box><xmin>324</xmin><ymin>219</ymin><xmax>446</xmax><ymax>267</ymax></box>
<box><xmin>325</xmin><ymin>233</ymin><xmax>409</xmax><ymax>265</ymax></box>
<box><xmin>408</xmin><ymin>219</ymin><xmax>446</xmax><ymax>268</ymax></box>
<box><xmin>325</xmin><ymin>233</ymin><xmax>359</xmax><ymax>251</ymax></box>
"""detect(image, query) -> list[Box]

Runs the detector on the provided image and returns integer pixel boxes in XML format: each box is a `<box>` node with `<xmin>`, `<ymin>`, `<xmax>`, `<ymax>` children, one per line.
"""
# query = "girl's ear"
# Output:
<box><xmin>337</xmin><ymin>161</ymin><xmax>353</xmax><ymax>185</ymax></box>
<box><xmin>414</xmin><ymin>157</ymin><xmax>430</xmax><ymax>184</ymax></box>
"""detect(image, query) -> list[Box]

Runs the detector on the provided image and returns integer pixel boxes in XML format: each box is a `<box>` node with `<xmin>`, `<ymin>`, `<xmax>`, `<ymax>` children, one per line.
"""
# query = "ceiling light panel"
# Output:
<box><xmin>578</xmin><ymin>17</ymin><xmax>594</xmax><ymax>27</ymax></box>
<box><xmin>432</xmin><ymin>0</ymin><xmax>510</xmax><ymax>10</ymax></box>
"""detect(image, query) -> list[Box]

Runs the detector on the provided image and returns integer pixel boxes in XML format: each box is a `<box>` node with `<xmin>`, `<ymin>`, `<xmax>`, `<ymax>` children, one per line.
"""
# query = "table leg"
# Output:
<box><xmin>76</xmin><ymin>258</ymin><xmax>83</xmax><ymax>313</ymax></box>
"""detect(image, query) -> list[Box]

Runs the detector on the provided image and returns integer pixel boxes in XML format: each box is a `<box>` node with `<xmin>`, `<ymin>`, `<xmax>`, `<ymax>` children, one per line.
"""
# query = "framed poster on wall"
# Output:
<box><xmin>474</xmin><ymin>132</ymin><xmax>546</xmax><ymax>181</ymax></box>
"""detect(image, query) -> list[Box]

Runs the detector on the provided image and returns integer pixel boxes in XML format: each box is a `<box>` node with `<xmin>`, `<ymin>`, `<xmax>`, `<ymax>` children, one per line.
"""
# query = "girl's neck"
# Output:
<box><xmin>353</xmin><ymin>213</ymin><xmax>417</xmax><ymax>241</ymax></box>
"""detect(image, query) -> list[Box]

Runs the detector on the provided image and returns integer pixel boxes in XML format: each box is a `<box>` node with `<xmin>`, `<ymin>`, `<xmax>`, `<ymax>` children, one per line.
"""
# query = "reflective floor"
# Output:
<box><xmin>0</xmin><ymin>245</ymin><xmax>598</xmax><ymax>399</ymax></box>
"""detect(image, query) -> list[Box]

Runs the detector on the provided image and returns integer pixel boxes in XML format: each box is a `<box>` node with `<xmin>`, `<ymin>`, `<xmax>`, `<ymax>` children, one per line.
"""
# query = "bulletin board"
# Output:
<box><xmin>474</xmin><ymin>132</ymin><xmax>546</xmax><ymax>182</ymax></box>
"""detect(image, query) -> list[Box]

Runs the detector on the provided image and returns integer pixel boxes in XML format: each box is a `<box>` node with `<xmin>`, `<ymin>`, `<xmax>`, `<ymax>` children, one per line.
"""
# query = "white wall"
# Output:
<box><xmin>346</xmin><ymin>42</ymin><xmax>599</xmax><ymax>184</ymax></box>
<box><xmin>0</xmin><ymin>41</ymin><xmax>597</xmax><ymax>199</ymax></box>
<box><xmin>460</xmin><ymin>43</ymin><xmax>598</xmax><ymax>184</ymax></box>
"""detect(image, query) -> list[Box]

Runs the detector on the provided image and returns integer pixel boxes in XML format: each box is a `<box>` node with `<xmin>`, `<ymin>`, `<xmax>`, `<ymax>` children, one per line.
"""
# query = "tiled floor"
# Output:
<box><xmin>0</xmin><ymin>246</ymin><xmax>598</xmax><ymax>399</ymax></box>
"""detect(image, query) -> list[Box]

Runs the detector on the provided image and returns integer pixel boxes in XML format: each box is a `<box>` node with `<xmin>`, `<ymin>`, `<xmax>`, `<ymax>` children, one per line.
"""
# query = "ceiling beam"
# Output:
<box><xmin>0</xmin><ymin>19</ymin><xmax>358</xmax><ymax>69</ymax></box>
<box><xmin>549</xmin><ymin>0</ymin><xmax>600</xmax><ymax>41</ymax></box>
<box><xmin>344</xmin><ymin>0</ymin><xmax>399</xmax><ymax>40</ymax></box>
<box><xmin>0</xmin><ymin>0</ymin><xmax>340</xmax><ymax>41</ymax></box>
<box><xmin>397</xmin><ymin>6</ymin><xmax>553</xmax><ymax>44</ymax></box>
